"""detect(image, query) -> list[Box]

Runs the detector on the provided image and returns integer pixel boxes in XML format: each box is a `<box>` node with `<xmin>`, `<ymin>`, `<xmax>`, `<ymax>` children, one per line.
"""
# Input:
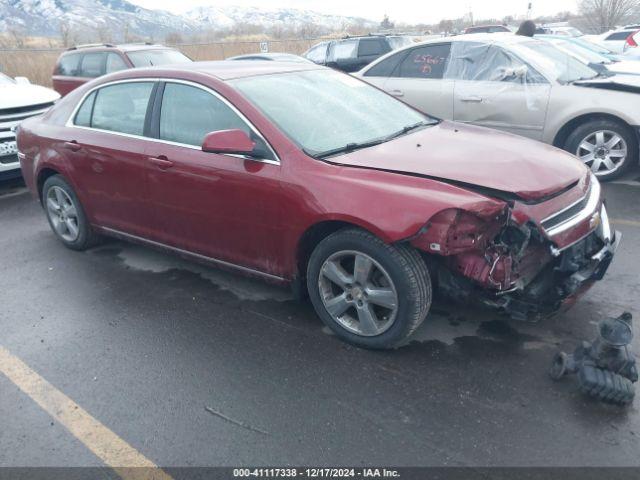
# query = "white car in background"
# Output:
<box><xmin>356</xmin><ymin>33</ymin><xmax>640</xmax><ymax>181</ymax></box>
<box><xmin>538</xmin><ymin>35</ymin><xmax>640</xmax><ymax>76</ymax></box>
<box><xmin>0</xmin><ymin>73</ymin><xmax>59</xmax><ymax>180</ymax></box>
<box><xmin>585</xmin><ymin>28</ymin><xmax>639</xmax><ymax>53</ymax></box>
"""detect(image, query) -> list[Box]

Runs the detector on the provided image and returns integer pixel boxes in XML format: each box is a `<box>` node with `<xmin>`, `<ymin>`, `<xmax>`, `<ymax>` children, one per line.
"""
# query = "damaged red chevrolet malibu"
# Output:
<box><xmin>17</xmin><ymin>62</ymin><xmax>620</xmax><ymax>349</ymax></box>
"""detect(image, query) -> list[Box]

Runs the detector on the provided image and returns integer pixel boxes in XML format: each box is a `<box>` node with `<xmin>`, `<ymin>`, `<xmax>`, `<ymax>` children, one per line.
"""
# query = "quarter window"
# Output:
<box><xmin>106</xmin><ymin>53</ymin><xmax>128</xmax><ymax>73</ymax></box>
<box><xmin>74</xmin><ymin>91</ymin><xmax>96</xmax><ymax>127</ymax></box>
<box><xmin>91</xmin><ymin>82</ymin><xmax>154</xmax><ymax>135</ymax></box>
<box><xmin>159</xmin><ymin>83</ymin><xmax>250</xmax><ymax>147</ymax></box>
<box><xmin>396</xmin><ymin>44</ymin><xmax>451</xmax><ymax>79</ymax></box>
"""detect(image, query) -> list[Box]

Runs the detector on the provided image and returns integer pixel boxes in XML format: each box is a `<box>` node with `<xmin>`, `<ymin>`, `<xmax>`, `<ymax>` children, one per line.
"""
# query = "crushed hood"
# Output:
<box><xmin>574</xmin><ymin>73</ymin><xmax>640</xmax><ymax>94</ymax></box>
<box><xmin>330</xmin><ymin>121</ymin><xmax>586</xmax><ymax>202</ymax></box>
<box><xmin>0</xmin><ymin>84</ymin><xmax>60</xmax><ymax>109</ymax></box>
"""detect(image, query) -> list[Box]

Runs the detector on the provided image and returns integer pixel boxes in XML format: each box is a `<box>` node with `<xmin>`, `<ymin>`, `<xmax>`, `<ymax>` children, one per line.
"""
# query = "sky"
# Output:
<box><xmin>129</xmin><ymin>0</ymin><xmax>579</xmax><ymax>24</ymax></box>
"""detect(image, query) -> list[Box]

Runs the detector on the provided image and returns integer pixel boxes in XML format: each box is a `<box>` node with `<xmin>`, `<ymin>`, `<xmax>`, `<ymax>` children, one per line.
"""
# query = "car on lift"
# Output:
<box><xmin>357</xmin><ymin>33</ymin><xmax>640</xmax><ymax>181</ymax></box>
<box><xmin>52</xmin><ymin>43</ymin><xmax>192</xmax><ymax>96</ymax></box>
<box><xmin>303</xmin><ymin>35</ymin><xmax>414</xmax><ymax>72</ymax></box>
<box><xmin>0</xmin><ymin>72</ymin><xmax>59</xmax><ymax>181</ymax></box>
<box><xmin>17</xmin><ymin>61</ymin><xmax>618</xmax><ymax>349</ymax></box>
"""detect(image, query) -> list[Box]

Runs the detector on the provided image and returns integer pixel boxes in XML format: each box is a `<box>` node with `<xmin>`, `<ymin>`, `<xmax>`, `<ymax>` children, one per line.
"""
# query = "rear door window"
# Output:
<box><xmin>79</xmin><ymin>52</ymin><xmax>107</xmax><ymax>78</ymax></box>
<box><xmin>396</xmin><ymin>44</ymin><xmax>451</xmax><ymax>79</ymax></box>
<box><xmin>56</xmin><ymin>53</ymin><xmax>81</xmax><ymax>76</ymax></box>
<box><xmin>91</xmin><ymin>82</ymin><xmax>155</xmax><ymax>136</ymax></box>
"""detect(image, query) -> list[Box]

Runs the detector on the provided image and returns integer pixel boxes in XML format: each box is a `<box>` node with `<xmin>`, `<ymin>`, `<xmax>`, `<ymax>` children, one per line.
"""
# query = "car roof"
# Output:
<box><xmin>123</xmin><ymin>60</ymin><xmax>324</xmax><ymax>81</ymax></box>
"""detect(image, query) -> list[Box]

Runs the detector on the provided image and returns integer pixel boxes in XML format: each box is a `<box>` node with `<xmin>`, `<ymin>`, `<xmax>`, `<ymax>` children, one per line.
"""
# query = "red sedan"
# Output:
<box><xmin>17</xmin><ymin>61</ymin><xmax>619</xmax><ymax>349</ymax></box>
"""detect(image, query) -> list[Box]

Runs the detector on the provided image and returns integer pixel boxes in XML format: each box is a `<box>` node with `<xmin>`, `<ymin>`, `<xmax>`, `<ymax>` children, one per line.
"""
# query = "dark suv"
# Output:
<box><xmin>303</xmin><ymin>35</ymin><xmax>413</xmax><ymax>72</ymax></box>
<box><xmin>52</xmin><ymin>43</ymin><xmax>192</xmax><ymax>96</ymax></box>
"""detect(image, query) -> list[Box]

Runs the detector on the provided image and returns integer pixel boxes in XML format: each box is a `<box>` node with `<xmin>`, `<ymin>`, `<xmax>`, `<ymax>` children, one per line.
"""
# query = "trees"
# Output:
<box><xmin>578</xmin><ymin>0</ymin><xmax>640</xmax><ymax>33</ymax></box>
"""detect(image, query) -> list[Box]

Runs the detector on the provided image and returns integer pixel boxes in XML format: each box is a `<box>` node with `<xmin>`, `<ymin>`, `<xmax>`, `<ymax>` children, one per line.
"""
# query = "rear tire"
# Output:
<box><xmin>564</xmin><ymin>119</ymin><xmax>637</xmax><ymax>181</ymax></box>
<box><xmin>307</xmin><ymin>228</ymin><xmax>431</xmax><ymax>349</ymax></box>
<box><xmin>42</xmin><ymin>175</ymin><xmax>99</xmax><ymax>250</ymax></box>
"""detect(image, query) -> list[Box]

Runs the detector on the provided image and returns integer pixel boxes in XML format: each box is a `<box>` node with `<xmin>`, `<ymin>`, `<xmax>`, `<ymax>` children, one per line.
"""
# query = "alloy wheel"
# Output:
<box><xmin>318</xmin><ymin>250</ymin><xmax>398</xmax><ymax>337</ymax></box>
<box><xmin>46</xmin><ymin>186</ymin><xmax>80</xmax><ymax>242</ymax></box>
<box><xmin>577</xmin><ymin>129</ymin><xmax>627</xmax><ymax>176</ymax></box>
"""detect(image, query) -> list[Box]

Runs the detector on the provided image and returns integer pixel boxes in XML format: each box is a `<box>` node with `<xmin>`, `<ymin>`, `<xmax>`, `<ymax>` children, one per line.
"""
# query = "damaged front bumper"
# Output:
<box><xmin>493</xmin><ymin>226</ymin><xmax>621</xmax><ymax>321</ymax></box>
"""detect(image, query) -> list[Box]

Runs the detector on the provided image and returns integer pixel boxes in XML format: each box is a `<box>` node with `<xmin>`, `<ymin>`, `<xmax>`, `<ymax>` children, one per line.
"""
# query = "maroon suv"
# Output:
<box><xmin>52</xmin><ymin>43</ymin><xmax>192</xmax><ymax>96</ymax></box>
<box><xmin>18</xmin><ymin>61</ymin><xmax>619</xmax><ymax>349</ymax></box>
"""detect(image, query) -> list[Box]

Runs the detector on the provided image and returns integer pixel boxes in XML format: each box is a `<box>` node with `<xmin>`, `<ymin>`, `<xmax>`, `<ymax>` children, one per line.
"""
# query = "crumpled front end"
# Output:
<box><xmin>409</xmin><ymin>172</ymin><xmax>620</xmax><ymax>320</ymax></box>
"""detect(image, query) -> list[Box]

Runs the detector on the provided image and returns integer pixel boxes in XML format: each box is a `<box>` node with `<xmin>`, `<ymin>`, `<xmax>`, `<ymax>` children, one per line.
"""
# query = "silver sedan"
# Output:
<box><xmin>356</xmin><ymin>33</ymin><xmax>640</xmax><ymax>180</ymax></box>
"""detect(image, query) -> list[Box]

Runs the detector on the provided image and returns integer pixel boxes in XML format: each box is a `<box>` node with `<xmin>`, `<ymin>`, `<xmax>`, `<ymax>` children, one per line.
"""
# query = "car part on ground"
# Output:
<box><xmin>550</xmin><ymin>313</ymin><xmax>637</xmax><ymax>405</ymax></box>
<box><xmin>0</xmin><ymin>73</ymin><xmax>59</xmax><ymax>180</ymax></box>
<box><xmin>357</xmin><ymin>33</ymin><xmax>640</xmax><ymax>181</ymax></box>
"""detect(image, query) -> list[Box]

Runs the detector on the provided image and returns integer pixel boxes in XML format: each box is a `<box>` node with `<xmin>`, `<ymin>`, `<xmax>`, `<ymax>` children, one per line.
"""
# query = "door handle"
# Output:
<box><xmin>148</xmin><ymin>155</ymin><xmax>174</xmax><ymax>170</ymax></box>
<box><xmin>460</xmin><ymin>95</ymin><xmax>483</xmax><ymax>103</ymax></box>
<box><xmin>63</xmin><ymin>140</ymin><xmax>81</xmax><ymax>152</ymax></box>
<box><xmin>388</xmin><ymin>89</ymin><xmax>404</xmax><ymax>97</ymax></box>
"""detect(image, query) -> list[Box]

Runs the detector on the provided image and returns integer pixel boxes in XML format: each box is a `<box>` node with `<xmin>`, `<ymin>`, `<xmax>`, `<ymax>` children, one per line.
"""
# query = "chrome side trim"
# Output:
<box><xmin>543</xmin><ymin>174</ymin><xmax>601</xmax><ymax>237</ymax></box>
<box><xmin>98</xmin><ymin>226</ymin><xmax>287</xmax><ymax>282</ymax></box>
<box><xmin>64</xmin><ymin>77</ymin><xmax>280</xmax><ymax>165</ymax></box>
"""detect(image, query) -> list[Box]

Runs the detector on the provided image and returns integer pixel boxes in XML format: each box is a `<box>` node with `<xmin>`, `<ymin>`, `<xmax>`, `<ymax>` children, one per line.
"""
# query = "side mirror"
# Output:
<box><xmin>202</xmin><ymin>129</ymin><xmax>256</xmax><ymax>156</ymax></box>
<box><xmin>14</xmin><ymin>76</ymin><xmax>30</xmax><ymax>85</ymax></box>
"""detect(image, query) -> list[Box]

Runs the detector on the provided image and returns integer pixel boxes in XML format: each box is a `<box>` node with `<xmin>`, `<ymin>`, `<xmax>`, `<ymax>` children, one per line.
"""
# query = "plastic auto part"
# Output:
<box><xmin>550</xmin><ymin>312</ymin><xmax>637</xmax><ymax>405</ymax></box>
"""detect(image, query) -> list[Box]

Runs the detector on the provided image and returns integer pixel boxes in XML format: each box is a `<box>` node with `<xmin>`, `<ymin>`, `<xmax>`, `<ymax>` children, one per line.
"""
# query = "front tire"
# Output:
<box><xmin>42</xmin><ymin>175</ymin><xmax>99</xmax><ymax>250</ymax></box>
<box><xmin>307</xmin><ymin>228</ymin><xmax>431</xmax><ymax>349</ymax></box>
<box><xmin>564</xmin><ymin>119</ymin><xmax>638</xmax><ymax>181</ymax></box>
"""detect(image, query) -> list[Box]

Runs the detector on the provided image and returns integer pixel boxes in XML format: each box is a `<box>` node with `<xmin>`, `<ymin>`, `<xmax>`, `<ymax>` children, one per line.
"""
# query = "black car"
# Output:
<box><xmin>303</xmin><ymin>35</ymin><xmax>413</xmax><ymax>72</ymax></box>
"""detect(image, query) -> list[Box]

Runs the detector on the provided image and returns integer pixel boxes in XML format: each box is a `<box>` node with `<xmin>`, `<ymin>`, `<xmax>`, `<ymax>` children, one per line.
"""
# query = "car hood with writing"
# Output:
<box><xmin>0</xmin><ymin>83</ymin><xmax>60</xmax><ymax>110</ymax></box>
<box><xmin>330</xmin><ymin>121</ymin><xmax>586</xmax><ymax>202</ymax></box>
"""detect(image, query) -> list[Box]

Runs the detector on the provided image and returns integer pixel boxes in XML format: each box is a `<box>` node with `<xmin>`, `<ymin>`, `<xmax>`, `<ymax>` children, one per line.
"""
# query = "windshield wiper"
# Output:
<box><xmin>311</xmin><ymin>120</ymin><xmax>437</xmax><ymax>159</ymax></box>
<box><xmin>313</xmin><ymin>138</ymin><xmax>387</xmax><ymax>159</ymax></box>
<box><xmin>384</xmin><ymin>121</ymin><xmax>434</xmax><ymax>141</ymax></box>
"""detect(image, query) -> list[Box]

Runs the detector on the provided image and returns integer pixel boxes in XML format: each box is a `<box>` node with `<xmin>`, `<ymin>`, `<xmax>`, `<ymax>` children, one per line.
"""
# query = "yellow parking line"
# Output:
<box><xmin>0</xmin><ymin>346</ymin><xmax>172</xmax><ymax>480</ymax></box>
<box><xmin>611</xmin><ymin>218</ymin><xmax>640</xmax><ymax>228</ymax></box>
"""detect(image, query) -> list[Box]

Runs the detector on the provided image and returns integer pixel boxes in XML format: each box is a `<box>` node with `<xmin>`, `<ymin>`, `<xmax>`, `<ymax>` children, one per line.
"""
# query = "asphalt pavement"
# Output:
<box><xmin>1</xmin><ymin>174</ymin><xmax>639</xmax><ymax>470</ymax></box>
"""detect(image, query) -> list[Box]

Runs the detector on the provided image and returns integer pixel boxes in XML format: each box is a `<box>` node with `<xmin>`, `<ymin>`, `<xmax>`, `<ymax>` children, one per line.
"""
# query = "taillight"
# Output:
<box><xmin>624</xmin><ymin>31</ymin><xmax>639</xmax><ymax>51</ymax></box>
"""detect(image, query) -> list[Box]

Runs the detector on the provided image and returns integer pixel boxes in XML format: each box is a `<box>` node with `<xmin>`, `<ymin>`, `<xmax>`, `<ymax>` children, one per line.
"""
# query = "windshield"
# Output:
<box><xmin>231</xmin><ymin>70</ymin><xmax>432</xmax><ymax>157</ymax></box>
<box><xmin>126</xmin><ymin>49</ymin><xmax>192</xmax><ymax>67</ymax></box>
<box><xmin>572</xmin><ymin>37</ymin><xmax>615</xmax><ymax>55</ymax></box>
<box><xmin>548</xmin><ymin>39</ymin><xmax>611</xmax><ymax>64</ymax></box>
<box><xmin>510</xmin><ymin>41</ymin><xmax>599</xmax><ymax>83</ymax></box>
<box><xmin>0</xmin><ymin>73</ymin><xmax>15</xmax><ymax>84</ymax></box>
<box><xmin>388</xmin><ymin>36</ymin><xmax>414</xmax><ymax>50</ymax></box>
